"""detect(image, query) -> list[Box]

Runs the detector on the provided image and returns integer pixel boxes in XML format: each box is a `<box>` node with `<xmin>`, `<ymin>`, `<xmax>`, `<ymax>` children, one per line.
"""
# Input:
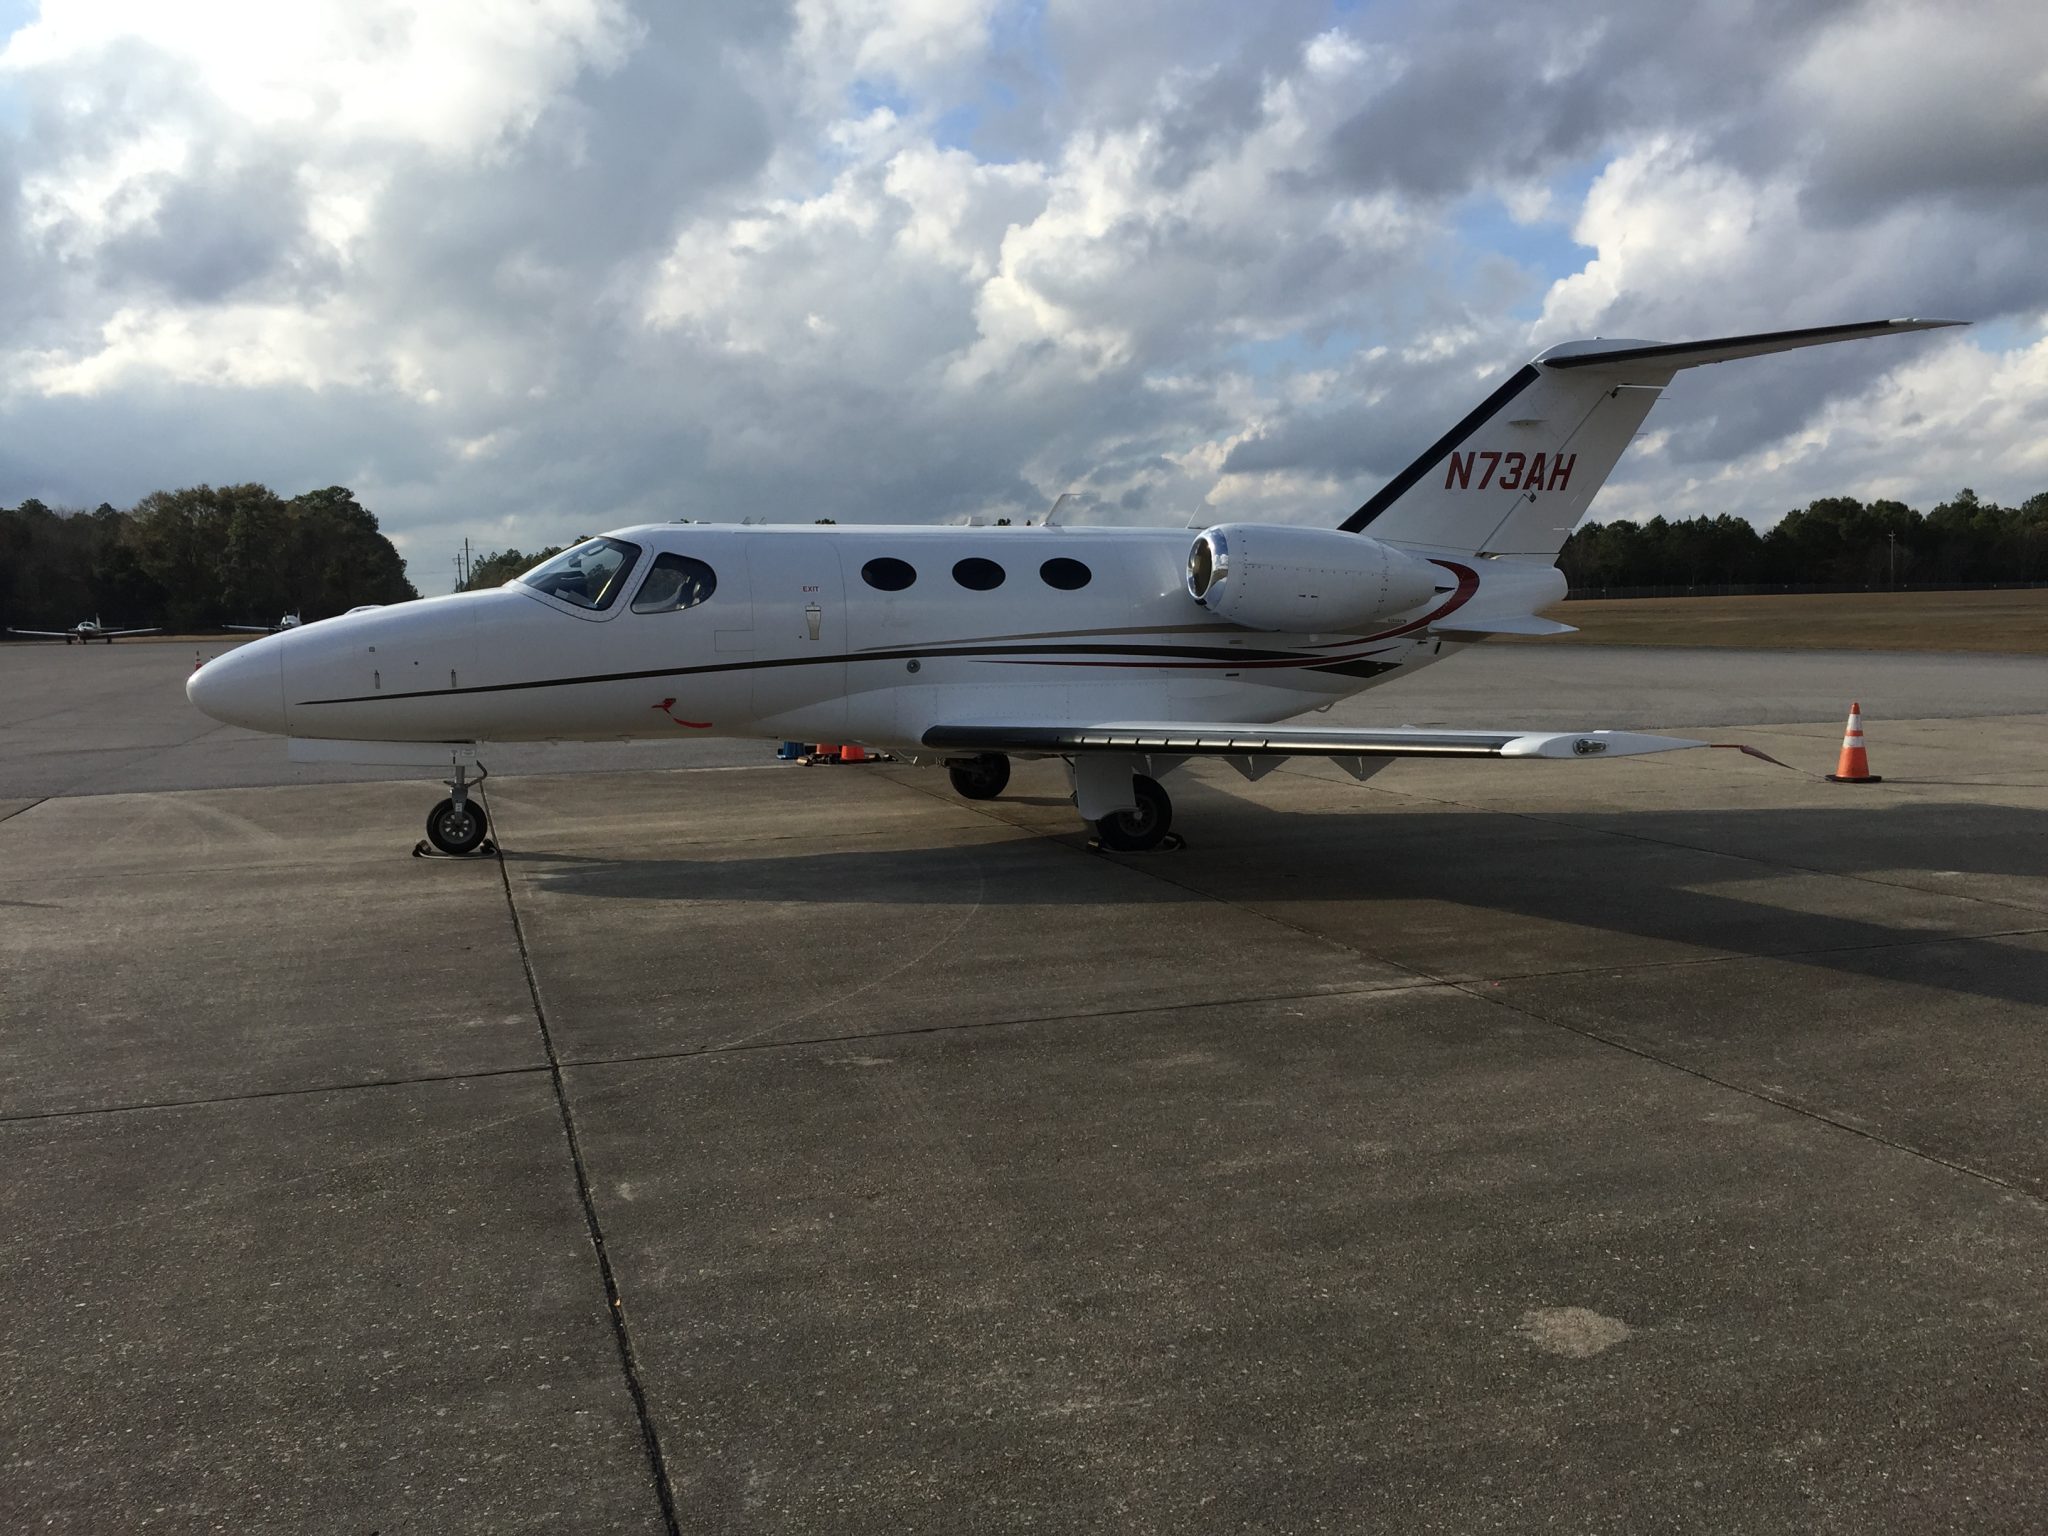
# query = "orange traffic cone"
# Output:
<box><xmin>1825</xmin><ymin>701</ymin><xmax>1882</xmax><ymax>783</ymax></box>
<box><xmin>192</xmin><ymin>651</ymin><xmax>204</xmax><ymax>673</ymax></box>
<box><xmin>838</xmin><ymin>744</ymin><xmax>867</xmax><ymax>763</ymax></box>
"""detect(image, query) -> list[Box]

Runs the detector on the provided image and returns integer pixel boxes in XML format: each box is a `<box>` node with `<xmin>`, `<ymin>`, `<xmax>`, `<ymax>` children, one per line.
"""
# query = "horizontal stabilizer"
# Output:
<box><xmin>1539</xmin><ymin>318</ymin><xmax>1962</xmax><ymax>372</ymax></box>
<box><xmin>923</xmin><ymin>721</ymin><xmax>1704</xmax><ymax>761</ymax></box>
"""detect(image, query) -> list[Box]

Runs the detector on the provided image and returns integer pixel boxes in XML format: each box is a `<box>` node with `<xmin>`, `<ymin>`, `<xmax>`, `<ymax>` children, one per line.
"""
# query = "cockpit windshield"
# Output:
<box><xmin>517</xmin><ymin>538</ymin><xmax>643</xmax><ymax>611</ymax></box>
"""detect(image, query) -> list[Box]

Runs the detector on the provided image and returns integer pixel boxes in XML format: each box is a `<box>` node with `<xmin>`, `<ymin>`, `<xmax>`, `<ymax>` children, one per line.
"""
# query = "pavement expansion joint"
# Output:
<box><xmin>0</xmin><ymin>796</ymin><xmax>46</xmax><ymax>824</ymax></box>
<box><xmin>487</xmin><ymin>795</ymin><xmax>683</xmax><ymax>1536</ymax></box>
<box><xmin>1473</xmin><ymin>921</ymin><xmax>2048</xmax><ymax>986</ymax></box>
<box><xmin>1054</xmin><ymin>789</ymin><xmax>2048</xmax><ymax>1211</ymax></box>
<box><xmin>554</xmin><ymin>978</ymin><xmax>1434</xmax><ymax>1075</ymax></box>
<box><xmin>1464</xmin><ymin>977</ymin><xmax>2048</xmax><ymax>1210</ymax></box>
<box><xmin>0</xmin><ymin>1063</ymin><xmax>554</xmax><ymax>1126</ymax></box>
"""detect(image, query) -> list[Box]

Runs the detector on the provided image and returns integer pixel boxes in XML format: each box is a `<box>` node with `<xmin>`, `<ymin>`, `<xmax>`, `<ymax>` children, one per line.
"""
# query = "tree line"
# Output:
<box><xmin>1559</xmin><ymin>489</ymin><xmax>2048</xmax><ymax>593</ymax></box>
<box><xmin>458</xmin><ymin>544</ymin><xmax>570</xmax><ymax>592</ymax></box>
<box><xmin>1</xmin><ymin>485</ymin><xmax>418</xmax><ymax>633</ymax></box>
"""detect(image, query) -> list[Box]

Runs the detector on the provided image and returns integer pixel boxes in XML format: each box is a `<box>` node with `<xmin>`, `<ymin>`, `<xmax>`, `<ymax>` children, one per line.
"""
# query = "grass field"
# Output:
<box><xmin>1526</xmin><ymin>587</ymin><xmax>2048</xmax><ymax>653</ymax></box>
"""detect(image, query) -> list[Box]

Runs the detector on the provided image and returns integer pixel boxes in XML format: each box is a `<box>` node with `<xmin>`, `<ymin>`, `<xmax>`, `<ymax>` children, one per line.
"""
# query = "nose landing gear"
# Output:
<box><xmin>418</xmin><ymin>762</ymin><xmax>494</xmax><ymax>857</ymax></box>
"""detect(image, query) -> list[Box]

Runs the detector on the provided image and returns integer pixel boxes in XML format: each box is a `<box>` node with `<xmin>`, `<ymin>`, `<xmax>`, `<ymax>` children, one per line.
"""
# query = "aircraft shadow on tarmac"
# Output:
<box><xmin>505</xmin><ymin>795</ymin><xmax>2046</xmax><ymax>1009</ymax></box>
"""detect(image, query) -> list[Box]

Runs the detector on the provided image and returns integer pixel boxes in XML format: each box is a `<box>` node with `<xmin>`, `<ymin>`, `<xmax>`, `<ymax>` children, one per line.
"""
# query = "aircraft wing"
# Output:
<box><xmin>5</xmin><ymin>627</ymin><xmax>75</xmax><ymax>639</ymax></box>
<box><xmin>921</xmin><ymin>721</ymin><xmax>1707</xmax><ymax>761</ymax></box>
<box><xmin>223</xmin><ymin>624</ymin><xmax>274</xmax><ymax>632</ymax></box>
<box><xmin>102</xmin><ymin>627</ymin><xmax>161</xmax><ymax>637</ymax></box>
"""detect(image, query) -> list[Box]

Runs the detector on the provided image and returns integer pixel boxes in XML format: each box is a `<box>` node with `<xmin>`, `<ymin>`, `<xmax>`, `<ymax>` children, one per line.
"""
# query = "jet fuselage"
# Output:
<box><xmin>187</xmin><ymin>522</ymin><xmax>1563</xmax><ymax>752</ymax></box>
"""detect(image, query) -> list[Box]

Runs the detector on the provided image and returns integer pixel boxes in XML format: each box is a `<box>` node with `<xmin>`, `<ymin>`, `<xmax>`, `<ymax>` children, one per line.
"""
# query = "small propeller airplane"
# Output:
<box><xmin>189</xmin><ymin>319</ymin><xmax>1958</xmax><ymax>854</ymax></box>
<box><xmin>8</xmin><ymin>616</ymin><xmax>162</xmax><ymax>645</ymax></box>
<box><xmin>224</xmin><ymin>613</ymin><xmax>303</xmax><ymax>634</ymax></box>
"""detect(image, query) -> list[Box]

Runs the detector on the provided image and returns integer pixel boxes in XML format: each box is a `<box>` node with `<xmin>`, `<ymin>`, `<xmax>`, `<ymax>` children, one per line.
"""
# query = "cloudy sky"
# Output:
<box><xmin>2</xmin><ymin>0</ymin><xmax>2044</xmax><ymax>585</ymax></box>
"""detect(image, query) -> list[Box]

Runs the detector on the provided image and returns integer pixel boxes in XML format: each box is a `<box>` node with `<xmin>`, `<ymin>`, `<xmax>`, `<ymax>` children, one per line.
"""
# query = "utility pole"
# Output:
<box><xmin>1888</xmin><ymin>531</ymin><xmax>1897</xmax><ymax>590</ymax></box>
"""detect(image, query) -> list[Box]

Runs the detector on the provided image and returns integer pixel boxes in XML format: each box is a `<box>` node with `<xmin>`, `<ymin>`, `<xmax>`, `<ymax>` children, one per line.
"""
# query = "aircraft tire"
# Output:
<box><xmin>1093</xmin><ymin>774</ymin><xmax>1172</xmax><ymax>852</ymax></box>
<box><xmin>947</xmin><ymin>753</ymin><xmax>1011</xmax><ymax>800</ymax></box>
<box><xmin>426</xmin><ymin>797</ymin><xmax>489</xmax><ymax>855</ymax></box>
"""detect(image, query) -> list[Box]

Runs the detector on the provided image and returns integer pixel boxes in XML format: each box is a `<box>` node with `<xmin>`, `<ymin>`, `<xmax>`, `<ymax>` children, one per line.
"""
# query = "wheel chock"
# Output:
<box><xmin>1086</xmin><ymin>831</ymin><xmax>1186</xmax><ymax>854</ymax></box>
<box><xmin>411</xmin><ymin>838</ymin><xmax>499</xmax><ymax>859</ymax></box>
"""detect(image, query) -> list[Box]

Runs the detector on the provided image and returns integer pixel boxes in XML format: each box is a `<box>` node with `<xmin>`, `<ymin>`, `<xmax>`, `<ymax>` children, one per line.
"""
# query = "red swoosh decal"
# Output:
<box><xmin>652</xmin><ymin>698</ymin><xmax>712</xmax><ymax>728</ymax></box>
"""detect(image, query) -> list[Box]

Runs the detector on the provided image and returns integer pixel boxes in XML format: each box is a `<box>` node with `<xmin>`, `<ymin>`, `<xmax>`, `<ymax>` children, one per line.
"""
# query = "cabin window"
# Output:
<box><xmin>1039</xmin><ymin>557</ymin><xmax>1091</xmax><ymax>591</ymax></box>
<box><xmin>631</xmin><ymin>553</ymin><xmax>719</xmax><ymax>613</ymax></box>
<box><xmin>952</xmin><ymin>557</ymin><xmax>1005</xmax><ymax>591</ymax></box>
<box><xmin>518</xmin><ymin>538</ymin><xmax>642</xmax><ymax>611</ymax></box>
<box><xmin>861</xmin><ymin>557</ymin><xmax>917</xmax><ymax>592</ymax></box>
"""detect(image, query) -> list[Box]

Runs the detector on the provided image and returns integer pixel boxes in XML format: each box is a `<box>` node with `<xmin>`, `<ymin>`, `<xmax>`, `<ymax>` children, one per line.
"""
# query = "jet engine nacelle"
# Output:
<box><xmin>1185</xmin><ymin>524</ymin><xmax>1444</xmax><ymax>633</ymax></box>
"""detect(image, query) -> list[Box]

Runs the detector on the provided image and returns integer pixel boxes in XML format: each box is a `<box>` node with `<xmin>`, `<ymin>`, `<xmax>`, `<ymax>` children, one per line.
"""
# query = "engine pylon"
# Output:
<box><xmin>1825</xmin><ymin>701</ymin><xmax>1882</xmax><ymax>784</ymax></box>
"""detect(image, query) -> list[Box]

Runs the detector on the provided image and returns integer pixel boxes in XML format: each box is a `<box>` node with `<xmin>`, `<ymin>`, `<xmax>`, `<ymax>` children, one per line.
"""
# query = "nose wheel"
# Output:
<box><xmin>426</xmin><ymin>797</ymin><xmax>489</xmax><ymax>855</ymax></box>
<box><xmin>417</xmin><ymin>762</ymin><xmax>494</xmax><ymax>857</ymax></box>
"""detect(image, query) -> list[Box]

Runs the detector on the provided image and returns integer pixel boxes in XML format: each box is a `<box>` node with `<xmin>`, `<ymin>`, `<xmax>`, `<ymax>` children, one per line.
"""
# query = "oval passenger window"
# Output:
<box><xmin>952</xmin><ymin>557</ymin><xmax>1005</xmax><ymax>591</ymax></box>
<box><xmin>1039</xmin><ymin>557</ymin><xmax>1091</xmax><ymax>591</ymax></box>
<box><xmin>862</xmin><ymin>557</ymin><xmax>917</xmax><ymax>592</ymax></box>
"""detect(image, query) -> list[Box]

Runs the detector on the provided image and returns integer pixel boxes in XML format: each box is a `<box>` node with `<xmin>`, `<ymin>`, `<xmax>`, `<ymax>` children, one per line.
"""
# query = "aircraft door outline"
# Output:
<box><xmin>746</xmin><ymin>537</ymin><xmax>847</xmax><ymax>733</ymax></box>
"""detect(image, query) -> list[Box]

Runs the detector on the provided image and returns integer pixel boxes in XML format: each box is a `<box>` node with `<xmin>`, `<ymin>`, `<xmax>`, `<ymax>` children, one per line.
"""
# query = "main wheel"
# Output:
<box><xmin>426</xmin><ymin>797</ymin><xmax>489</xmax><ymax>855</ymax></box>
<box><xmin>947</xmin><ymin>752</ymin><xmax>1011</xmax><ymax>801</ymax></box>
<box><xmin>1093</xmin><ymin>774</ymin><xmax>1172</xmax><ymax>852</ymax></box>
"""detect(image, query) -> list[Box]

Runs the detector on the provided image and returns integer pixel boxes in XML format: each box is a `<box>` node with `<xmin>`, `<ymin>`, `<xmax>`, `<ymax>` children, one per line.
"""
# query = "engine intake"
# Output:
<box><xmin>1186</xmin><ymin>524</ymin><xmax>1443</xmax><ymax>633</ymax></box>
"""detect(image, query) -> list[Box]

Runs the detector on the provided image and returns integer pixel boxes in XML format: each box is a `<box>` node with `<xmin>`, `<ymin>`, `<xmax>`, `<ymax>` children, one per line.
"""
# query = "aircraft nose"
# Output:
<box><xmin>187</xmin><ymin>638</ymin><xmax>287</xmax><ymax>734</ymax></box>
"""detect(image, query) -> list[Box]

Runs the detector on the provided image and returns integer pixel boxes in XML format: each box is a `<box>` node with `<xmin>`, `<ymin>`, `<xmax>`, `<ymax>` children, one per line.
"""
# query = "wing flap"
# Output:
<box><xmin>922</xmin><ymin>721</ymin><xmax>1705</xmax><ymax>760</ymax></box>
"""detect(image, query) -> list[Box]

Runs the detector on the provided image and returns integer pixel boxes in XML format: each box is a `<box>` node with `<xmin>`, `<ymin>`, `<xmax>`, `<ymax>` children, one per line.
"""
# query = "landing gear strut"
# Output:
<box><xmin>1093</xmin><ymin>774</ymin><xmax>1174</xmax><ymax>852</ymax></box>
<box><xmin>947</xmin><ymin>752</ymin><xmax>1011</xmax><ymax>801</ymax></box>
<box><xmin>424</xmin><ymin>762</ymin><xmax>492</xmax><ymax>855</ymax></box>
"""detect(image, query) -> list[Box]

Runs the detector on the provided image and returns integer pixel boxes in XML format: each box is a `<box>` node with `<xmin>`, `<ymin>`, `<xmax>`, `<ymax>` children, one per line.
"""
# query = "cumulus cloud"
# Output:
<box><xmin>0</xmin><ymin>0</ymin><xmax>2043</xmax><ymax>582</ymax></box>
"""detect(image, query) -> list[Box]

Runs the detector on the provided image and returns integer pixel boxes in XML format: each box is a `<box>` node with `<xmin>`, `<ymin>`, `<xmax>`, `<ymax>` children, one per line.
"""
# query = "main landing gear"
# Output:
<box><xmin>1068</xmin><ymin>754</ymin><xmax>1180</xmax><ymax>853</ymax></box>
<box><xmin>1092</xmin><ymin>773</ymin><xmax>1174</xmax><ymax>852</ymax></box>
<box><xmin>946</xmin><ymin>752</ymin><xmax>1011</xmax><ymax>800</ymax></box>
<box><xmin>421</xmin><ymin>762</ymin><xmax>493</xmax><ymax>856</ymax></box>
<box><xmin>942</xmin><ymin>749</ymin><xmax>1179</xmax><ymax>852</ymax></box>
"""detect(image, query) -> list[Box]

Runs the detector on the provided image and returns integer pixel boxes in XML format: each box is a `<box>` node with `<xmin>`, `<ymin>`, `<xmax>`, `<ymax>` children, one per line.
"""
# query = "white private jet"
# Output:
<box><xmin>9</xmin><ymin>616</ymin><xmax>162</xmax><ymax>645</ymax></box>
<box><xmin>189</xmin><ymin>319</ymin><xmax>1957</xmax><ymax>854</ymax></box>
<box><xmin>225</xmin><ymin>612</ymin><xmax>303</xmax><ymax>634</ymax></box>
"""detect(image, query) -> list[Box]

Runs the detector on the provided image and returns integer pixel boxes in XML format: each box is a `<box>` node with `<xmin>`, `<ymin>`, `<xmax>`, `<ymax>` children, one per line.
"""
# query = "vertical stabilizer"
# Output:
<box><xmin>1339</xmin><ymin>319</ymin><xmax>1960</xmax><ymax>560</ymax></box>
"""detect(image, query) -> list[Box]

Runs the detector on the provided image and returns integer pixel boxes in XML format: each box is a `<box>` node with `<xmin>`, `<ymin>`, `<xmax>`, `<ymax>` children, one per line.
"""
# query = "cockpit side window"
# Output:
<box><xmin>518</xmin><ymin>538</ymin><xmax>643</xmax><ymax>611</ymax></box>
<box><xmin>631</xmin><ymin>553</ymin><xmax>719</xmax><ymax>614</ymax></box>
